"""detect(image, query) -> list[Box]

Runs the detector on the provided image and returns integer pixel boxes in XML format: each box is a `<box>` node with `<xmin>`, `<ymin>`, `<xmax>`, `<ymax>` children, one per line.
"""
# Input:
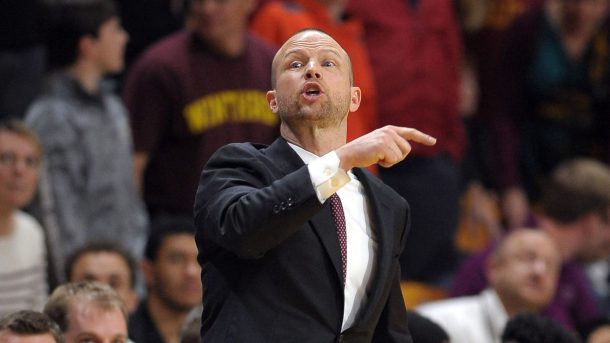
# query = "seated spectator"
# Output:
<box><xmin>502</xmin><ymin>312</ymin><xmax>580</xmax><ymax>343</ymax></box>
<box><xmin>451</xmin><ymin>158</ymin><xmax>610</xmax><ymax>329</ymax></box>
<box><xmin>65</xmin><ymin>242</ymin><xmax>138</xmax><ymax>313</ymax></box>
<box><xmin>418</xmin><ymin>229</ymin><xmax>561</xmax><ymax>343</ymax></box>
<box><xmin>43</xmin><ymin>281</ymin><xmax>128</xmax><ymax>343</ymax></box>
<box><xmin>0</xmin><ymin>310</ymin><xmax>63</xmax><ymax>343</ymax></box>
<box><xmin>0</xmin><ymin>120</ymin><xmax>47</xmax><ymax>317</ymax></box>
<box><xmin>25</xmin><ymin>0</ymin><xmax>148</xmax><ymax>286</ymax></box>
<box><xmin>129</xmin><ymin>215</ymin><xmax>202</xmax><ymax>343</ymax></box>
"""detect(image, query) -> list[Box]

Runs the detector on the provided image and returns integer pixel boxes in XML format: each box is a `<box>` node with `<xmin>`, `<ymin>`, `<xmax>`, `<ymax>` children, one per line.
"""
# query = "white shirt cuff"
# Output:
<box><xmin>307</xmin><ymin>151</ymin><xmax>351</xmax><ymax>202</ymax></box>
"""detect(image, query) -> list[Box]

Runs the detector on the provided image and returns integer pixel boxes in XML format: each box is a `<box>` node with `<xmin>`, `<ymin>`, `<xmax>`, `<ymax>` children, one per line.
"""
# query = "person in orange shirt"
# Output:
<box><xmin>251</xmin><ymin>0</ymin><xmax>377</xmax><ymax>147</ymax></box>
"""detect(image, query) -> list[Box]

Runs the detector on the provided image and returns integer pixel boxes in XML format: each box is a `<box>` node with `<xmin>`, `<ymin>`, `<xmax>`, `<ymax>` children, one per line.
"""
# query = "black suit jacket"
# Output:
<box><xmin>194</xmin><ymin>138</ymin><xmax>412</xmax><ymax>343</ymax></box>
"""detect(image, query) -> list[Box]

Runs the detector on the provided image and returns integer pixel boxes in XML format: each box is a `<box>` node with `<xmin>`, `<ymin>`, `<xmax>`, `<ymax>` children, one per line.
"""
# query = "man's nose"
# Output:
<box><xmin>305</xmin><ymin>61</ymin><xmax>321</xmax><ymax>79</ymax></box>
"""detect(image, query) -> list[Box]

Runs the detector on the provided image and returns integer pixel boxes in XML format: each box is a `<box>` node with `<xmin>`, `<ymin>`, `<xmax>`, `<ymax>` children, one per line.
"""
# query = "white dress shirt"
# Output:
<box><xmin>416</xmin><ymin>289</ymin><xmax>509</xmax><ymax>343</ymax></box>
<box><xmin>288</xmin><ymin>143</ymin><xmax>378</xmax><ymax>332</ymax></box>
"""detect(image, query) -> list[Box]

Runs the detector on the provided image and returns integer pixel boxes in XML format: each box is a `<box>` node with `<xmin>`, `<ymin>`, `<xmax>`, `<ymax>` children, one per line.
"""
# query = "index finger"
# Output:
<box><xmin>394</xmin><ymin>127</ymin><xmax>437</xmax><ymax>146</ymax></box>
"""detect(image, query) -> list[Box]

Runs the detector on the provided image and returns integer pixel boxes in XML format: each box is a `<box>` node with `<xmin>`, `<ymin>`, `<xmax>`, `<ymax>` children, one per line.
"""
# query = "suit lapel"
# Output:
<box><xmin>350</xmin><ymin>168</ymin><xmax>397</xmax><ymax>326</ymax></box>
<box><xmin>265</xmin><ymin>138</ymin><xmax>344</xmax><ymax>285</ymax></box>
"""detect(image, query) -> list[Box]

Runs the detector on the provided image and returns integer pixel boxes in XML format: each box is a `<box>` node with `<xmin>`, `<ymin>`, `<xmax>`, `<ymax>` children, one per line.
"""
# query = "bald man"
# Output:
<box><xmin>418</xmin><ymin>230</ymin><xmax>562</xmax><ymax>343</ymax></box>
<box><xmin>194</xmin><ymin>29</ymin><xmax>436</xmax><ymax>342</ymax></box>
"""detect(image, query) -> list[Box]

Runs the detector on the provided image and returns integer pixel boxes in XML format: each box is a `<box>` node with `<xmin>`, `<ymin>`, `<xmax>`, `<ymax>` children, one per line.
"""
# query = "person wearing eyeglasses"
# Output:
<box><xmin>0</xmin><ymin>119</ymin><xmax>48</xmax><ymax>318</ymax></box>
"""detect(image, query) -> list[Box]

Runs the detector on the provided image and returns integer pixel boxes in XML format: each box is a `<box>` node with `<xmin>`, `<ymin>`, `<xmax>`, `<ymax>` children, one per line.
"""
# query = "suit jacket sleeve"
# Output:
<box><xmin>194</xmin><ymin>142</ymin><xmax>324</xmax><ymax>259</ymax></box>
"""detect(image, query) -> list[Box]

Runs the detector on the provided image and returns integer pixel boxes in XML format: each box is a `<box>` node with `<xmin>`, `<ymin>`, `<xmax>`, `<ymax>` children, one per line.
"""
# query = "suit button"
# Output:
<box><xmin>280</xmin><ymin>201</ymin><xmax>287</xmax><ymax>210</ymax></box>
<box><xmin>287</xmin><ymin>197</ymin><xmax>294</xmax><ymax>208</ymax></box>
<box><xmin>272</xmin><ymin>204</ymin><xmax>280</xmax><ymax>213</ymax></box>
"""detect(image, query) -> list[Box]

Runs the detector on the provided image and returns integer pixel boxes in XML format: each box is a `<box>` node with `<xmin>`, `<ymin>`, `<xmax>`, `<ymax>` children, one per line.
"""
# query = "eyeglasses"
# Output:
<box><xmin>0</xmin><ymin>151</ymin><xmax>41</xmax><ymax>169</ymax></box>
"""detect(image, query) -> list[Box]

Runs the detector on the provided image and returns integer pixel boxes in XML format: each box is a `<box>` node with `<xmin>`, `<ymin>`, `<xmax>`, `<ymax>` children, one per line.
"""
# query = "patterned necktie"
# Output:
<box><xmin>329</xmin><ymin>193</ymin><xmax>347</xmax><ymax>285</ymax></box>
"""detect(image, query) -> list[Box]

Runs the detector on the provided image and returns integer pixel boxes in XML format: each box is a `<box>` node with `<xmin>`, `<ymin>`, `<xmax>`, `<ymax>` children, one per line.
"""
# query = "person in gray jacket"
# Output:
<box><xmin>25</xmin><ymin>0</ymin><xmax>148</xmax><ymax>287</ymax></box>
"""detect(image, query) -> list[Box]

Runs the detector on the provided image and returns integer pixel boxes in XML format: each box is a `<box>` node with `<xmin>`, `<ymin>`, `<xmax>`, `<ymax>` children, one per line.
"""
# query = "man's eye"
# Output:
<box><xmin>323</xmin><ymin>61</ymin><xmax>336</xmax><ymax>67</ymax></box>
<box><xmin>290</xmin><ymin>62</ymin><xmax>303</xmax><ymax>69</ymax></box>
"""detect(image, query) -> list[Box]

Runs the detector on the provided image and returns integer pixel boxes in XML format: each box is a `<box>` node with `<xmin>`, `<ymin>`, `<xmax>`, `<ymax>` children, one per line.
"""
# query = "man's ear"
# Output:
<box><xmin>349</xmin><ymin>86</ymin><xmax>361</xmax><ymax>113</ymax></box>
<box><xmin>78</xmin><ymin>35</ymin><xmax>96</xmax><ymax>60</ymax></box>
<box><xmin>266</xmin><ymin>90</ymin><xmax>279</xmax><ymax>114</ymax></box>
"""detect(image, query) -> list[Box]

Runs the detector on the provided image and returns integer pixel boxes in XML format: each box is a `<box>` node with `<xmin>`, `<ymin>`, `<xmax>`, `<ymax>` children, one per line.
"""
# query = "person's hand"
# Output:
<box><xmin>335</xmin><ymin>125</ymin><xmax>436</xmax><ymax>170</ymax></box>
<box><xmin>501</xmin><ymin>186</ymin><xmax>530</xmax><ymax>229</ymax></box>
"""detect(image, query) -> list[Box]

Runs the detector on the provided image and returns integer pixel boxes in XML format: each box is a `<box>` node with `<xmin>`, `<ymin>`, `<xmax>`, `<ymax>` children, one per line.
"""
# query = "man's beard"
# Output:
<box><xmin>277</xmin><ymin>93</ymin><xmax>350</xmax><ymax>129</ymax></box>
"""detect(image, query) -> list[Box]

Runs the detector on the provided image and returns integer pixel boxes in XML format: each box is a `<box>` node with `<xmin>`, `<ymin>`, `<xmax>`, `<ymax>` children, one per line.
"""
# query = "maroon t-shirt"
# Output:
<box><xmin>123</xmin><ymin>30</ymin><xmax>279</xmax><ymax>214</ymax></box>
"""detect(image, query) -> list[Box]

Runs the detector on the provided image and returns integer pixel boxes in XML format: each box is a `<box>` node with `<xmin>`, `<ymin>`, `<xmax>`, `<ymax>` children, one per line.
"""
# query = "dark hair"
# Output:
<box><xmin>0</xmin><ymin>310</ymin><xmax>64</xmax><ymax>342</ymax></box>
<box><xmin>502</xmin><ymin>312</ymin><xmax>581</xmax><ymax>343</ymax></box>
<box><xmin>145</xmin><ymin>214</ymin><xmax>196</xmax><ymax>261</ymax></box>
<box><xmin>41</xmin><ymin>0</ymin><xmax>117</xmax><ymax>70</ymax></box>
<box><xmin>406</xmin><ymin>310</ymin><xmax>449</xmax><ymax>343</ymax></box>
<box><xmin>44</xmin><ymin>281</ymin><xmax>127</xmax><ymax>333</ymax></box>
<box><xmin>65</xmin><ymin>241</ymin><xmax>137</xmax><ymax>289</ymax></box>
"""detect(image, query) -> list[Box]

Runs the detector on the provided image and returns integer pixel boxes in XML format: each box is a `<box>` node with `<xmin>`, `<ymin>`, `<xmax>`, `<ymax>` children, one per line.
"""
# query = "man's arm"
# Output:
<box><xmin>194</xmin><ymin>143</ymin><xmax>325</xmax><ymax>259</ymax></box>
<box><xmin>26</xmin><ymin>105</ymin><xmax>89</xmax><ymax>256</ymax></box>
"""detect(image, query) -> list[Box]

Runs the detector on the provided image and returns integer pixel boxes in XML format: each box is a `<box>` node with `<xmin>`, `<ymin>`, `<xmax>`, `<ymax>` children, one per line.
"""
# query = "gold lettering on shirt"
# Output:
<box><xmin>183</xmin><ymin>90</ymin><xmax>278</xmax><ymax>133</ymax></box>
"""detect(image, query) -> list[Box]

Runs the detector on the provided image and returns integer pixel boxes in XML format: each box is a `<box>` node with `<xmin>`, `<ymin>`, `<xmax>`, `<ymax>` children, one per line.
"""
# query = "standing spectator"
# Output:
<box><xmin>44</xmin><ymin>281</ymin><xmax>128</xmax><ymax>343</ymax></box>
<box><xmin>418</xmin><ymin>229</ymin><xmax>562</xmax><ymax>343</ymax></box>
<box><xmin>122</xmin><ymin>0</ymin><xmax>279</xmax><ymax>217</ymax></box>
<box><xmin>0</xmin><ymin>310</ymin><xmax>64</xmax><ymax>343</ymax></box>
<box><xmin>451</xmin><ymin>158</ymin><xmax>610</xmax><ymax>329</ymax></box>
<box><xmin>129</xmin><ymin>215</ymin><xmax>202</xmax><ymax>343</ymax></box>
<box><xmin>25</xmin><ymin>0</ymin><xmax>149</xmax><ymax>287</ymax></box>
<box><xmin>0</xmin><ymin>120</ymin><xmax>48</xmax><ymax>317</ymax></box>
<box><xmin>347</xmin><ymin>0</ymin><xmax>466</xmax><ymax>286</ymax></box>
<box><xmin>492</xmin><ymin>0</ymin><xmax>610</xmax><ymax>228</ymax></box>
<box><xmin>250</xmin><ymin>0</ymin><xmax>378</xmax><ymax>145</ymax></box>
<box><xmin>66</xmin><ymin>242</ymin><xmax>139</xmax><ymax>313</ymax></box>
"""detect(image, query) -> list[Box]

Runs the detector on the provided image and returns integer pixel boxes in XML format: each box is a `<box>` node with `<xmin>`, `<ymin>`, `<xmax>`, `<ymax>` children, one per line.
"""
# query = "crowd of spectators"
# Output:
<box><xmin>1</xmin><ymin>0</ymin><xmax>610</xmax><ymax>342</ymax></box>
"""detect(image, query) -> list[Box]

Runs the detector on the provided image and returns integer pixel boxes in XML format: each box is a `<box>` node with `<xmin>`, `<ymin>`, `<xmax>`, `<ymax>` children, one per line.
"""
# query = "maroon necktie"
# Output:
<box><xmin>329</xmin><ymin>193</ymin><xmax>347</xmax><ymax>285</ymax></box>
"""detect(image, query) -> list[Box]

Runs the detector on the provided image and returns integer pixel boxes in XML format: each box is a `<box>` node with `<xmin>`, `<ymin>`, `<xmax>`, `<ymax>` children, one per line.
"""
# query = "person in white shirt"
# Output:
<box><xmin>0</xmin><ymin>120</ymin><xmax>47</xmax><ymax>317</ymax></box>
<box><xmin>417</xmin><ymin>229</ymin><xmax>562</xmax><ymax>343</ymax></box>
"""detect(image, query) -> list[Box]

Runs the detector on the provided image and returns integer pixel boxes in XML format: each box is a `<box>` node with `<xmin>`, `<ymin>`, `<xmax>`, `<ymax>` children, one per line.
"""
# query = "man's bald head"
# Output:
<box><xmin>270</xmin><ymin>29</ymin><xmax>353</xmax><ymax>88</ymax></box>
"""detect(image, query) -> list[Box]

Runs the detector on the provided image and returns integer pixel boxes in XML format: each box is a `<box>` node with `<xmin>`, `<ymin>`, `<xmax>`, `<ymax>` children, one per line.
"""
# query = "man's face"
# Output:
<box><xmin>89</xmin><ymin>16</ymin><xmax>128</xmax><ymax>74</ymax></box>
<box><xmin>0</xmin><ymin>131</ymin><xmax>40</xmax><ymax>211</ymax></box>
<box><xmin>190</xmin><ymin>0</ymin><xmax>254</xmax><ymax>52</ymax></box>
<box><xmin>69</xmin><ymin>252</ymin><xmax>137</xmax><ymax>312</ymax></box>
<box><xmin>146</xmin><ymin>234</ymin><xmax>202</xmax><ymax>312</ymax></box>
<box><xmin>268</xmin><ymin>31</ymin><xmax>360</xmax><ymax>131</ymax></box>
<box><xmin>0</xmin><ymin>331</ymin><xmax>57</xmax><ymax>343</ymax></box>
<box><xmin>489</xmin><ymin>230</ymin><xmax>561</xmax><ymax>312</ymax></box>
<box><xmin>63</xmin><ymin>302</ymin><xmax>127</xmax><ymax>343</ymax></box>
